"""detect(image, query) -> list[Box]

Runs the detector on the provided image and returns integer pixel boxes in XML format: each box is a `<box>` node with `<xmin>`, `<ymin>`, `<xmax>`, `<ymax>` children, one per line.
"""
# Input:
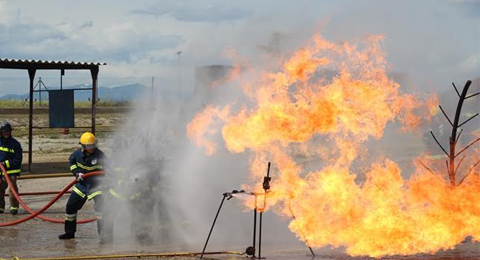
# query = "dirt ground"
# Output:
<box><xmin>2</xmin><ymin>111</ymin><xmax>123</xmax><ymax>174</ymax></box>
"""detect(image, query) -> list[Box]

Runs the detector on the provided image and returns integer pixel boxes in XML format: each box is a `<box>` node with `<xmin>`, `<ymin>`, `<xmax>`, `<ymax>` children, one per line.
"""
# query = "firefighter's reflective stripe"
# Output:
<box><xmin>9</xmin><ymin>206</ymin><xmax>18</xmax><ymax>210</ymax></box>
<box><xmin>76</xmin><ymin>162</ymin><xmax>103</xmax><ymax>171</ymax></box>
<box><xmin>87</xmin><ymin>190</ymin><xmax>103</xmax><ymax>200</ymax></box>
<box><xmin>5</xmin><ymin>169</ymin><xmax>20</xmax><ymax>175</ymax></box>
<box><xmin>65</xmin><ymin>213</ymin><xmax>77</xmax><ymax>221</ymax></box>
<box><xmin>129</xmin><ymin>192</ymin><xmax>142</xmax><ymax>200</ymax></box>
<box><xmin>0</xmin><ymin>147</ymin><xmax>14</xmax><ymax>153</ymax></box>
<box><xmin>72</xmin><ymin>186</ymin><xmax>86</xmax><ymax>198</ymax></box>
<box><xmin>108</xmin><ymin>189</ymin><xmax>126</xmax><ymax>200</ymax></box>
<box><xmin>70</xmin><ymin>165</ymin><xmax>77</xmax><ymax>171</ymax></box>
<box><xmin>5</xmin><ymin>160</ymin><xmax>10</xmax><ymax>168</ymax></box>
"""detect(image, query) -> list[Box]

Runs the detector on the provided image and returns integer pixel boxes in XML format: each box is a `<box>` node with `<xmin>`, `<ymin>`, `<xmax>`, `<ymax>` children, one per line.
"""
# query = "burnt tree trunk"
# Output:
<box><xmin>430</xmin><ymin>80</ymin><xmax>479</xmax><ymax>187</ymax></box>
<box><xmin>448</xmin><ymin>81</ymin><xmax>471</xmax><ymax>186</ymax></box>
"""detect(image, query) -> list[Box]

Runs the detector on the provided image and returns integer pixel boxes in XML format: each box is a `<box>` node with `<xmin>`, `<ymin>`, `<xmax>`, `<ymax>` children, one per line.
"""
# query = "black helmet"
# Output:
<box><xmin>0</xmin><ymin>121</ymin><xmax>13</xmax><ymax>132</ymax></box>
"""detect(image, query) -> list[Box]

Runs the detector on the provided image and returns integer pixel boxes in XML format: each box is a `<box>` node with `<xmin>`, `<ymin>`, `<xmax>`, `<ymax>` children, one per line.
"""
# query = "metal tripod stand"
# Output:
<box><xmin>200</xmin><ymin>162</ymin><xmax>272</xmax><ymax>259</ymax></box>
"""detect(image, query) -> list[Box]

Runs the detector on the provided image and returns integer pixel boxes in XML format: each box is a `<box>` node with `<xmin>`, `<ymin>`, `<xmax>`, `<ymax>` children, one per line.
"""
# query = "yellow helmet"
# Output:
<box><xmin>79</xmin><ymin>132</ymin><xmax>97</xmax><ymax>148</ymax></box>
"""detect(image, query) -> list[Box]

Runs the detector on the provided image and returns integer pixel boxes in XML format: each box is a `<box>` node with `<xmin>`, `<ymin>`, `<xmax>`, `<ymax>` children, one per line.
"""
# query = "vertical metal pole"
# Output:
<box><xmin>28</xmin><ymin>69</ymin><xmax>36</xmax><ymax>172</ymax></box>
<box><xmin>150</xmin><ymin>76</ymin><xmax>154</xmax><ymax>108</ymax></box>
<box><xmin>90</xmin><ymin>67</ymin><xmax>98</xmax><ymax>135</ymax></box>
<box><xmin>200</xmin><ymin>194</ymin><xmax>227</xmax><ymax>259</ymax></box>
<box><xmin>288</xmin><ymin>200</ymin><xmax>315</xmax><ymax>257</ymax></box>
<box><xmin>258</xmin><ymin>162</ymin><xmax>271</xmax><ymax>259</ymax></box>
<box><xmin>258</xmin><ymin>212</ymin><xmax>263</xmax><ymax>259</ymax></box>
<box><xmin>37</xmin><ymin>78</ymin><xmax>41</xmax><ymax>107</ymax></box>
<box><xmin>253</xmin><ymin>200</ymin><xmax>257</xmax><ymax>257</ymax></box>
<box><xmin>176</xmin><ymin>51</ymin><xmax>182</xmax><ymax>100</ymax></box>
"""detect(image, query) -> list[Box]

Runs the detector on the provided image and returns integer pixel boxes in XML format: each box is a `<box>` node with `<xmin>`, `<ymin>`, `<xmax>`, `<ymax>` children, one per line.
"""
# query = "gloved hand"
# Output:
<box><xmin>76</xmin><ymin>173</ymin><xmax>84</xmax><ymax>182</ymax></box>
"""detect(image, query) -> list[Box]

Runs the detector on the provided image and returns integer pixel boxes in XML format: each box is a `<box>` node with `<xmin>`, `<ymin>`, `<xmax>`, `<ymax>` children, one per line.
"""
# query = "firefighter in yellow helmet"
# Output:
<box><xmin>59</xmin><ymin>132</ymin><xmax>107</xmax><ymax>241</ymax></box>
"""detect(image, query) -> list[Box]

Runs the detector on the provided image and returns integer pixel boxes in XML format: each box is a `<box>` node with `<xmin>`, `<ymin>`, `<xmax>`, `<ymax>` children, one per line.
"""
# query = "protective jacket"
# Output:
<box><xmin>69</xmin><ymin>148</ymin><xmax>106</xmax><ymax>200</ymax></box>
<box><xmin>0</xmin><ymin>137</ymin><xmax>22</xmax><ymax>176</ymax></box>
<box><xmin>107</xmin><ymin>160</ymin><xmax>161</xmax><ymax>202</ymax></box>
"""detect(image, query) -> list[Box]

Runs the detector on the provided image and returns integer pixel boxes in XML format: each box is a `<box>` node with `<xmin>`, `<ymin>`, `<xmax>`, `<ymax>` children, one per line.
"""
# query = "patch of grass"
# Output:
<box><xmin>0</xmin><ymin>100</ymin><xmax>30</xmax><ymax>108</ymax></box>
<box><xmin>37</xmin><ymin>147</ymin><xmax>77</xmax><ymax>154</ymax></box>
<box><xmin>0</xmin><ymin>100</ymin><xmax>130</xmax><ymax>108</ymax></box>
<box><xmin>74</xmin><ymin>100</ymin><xmax>130</xmax><ymax>107</ymax></box>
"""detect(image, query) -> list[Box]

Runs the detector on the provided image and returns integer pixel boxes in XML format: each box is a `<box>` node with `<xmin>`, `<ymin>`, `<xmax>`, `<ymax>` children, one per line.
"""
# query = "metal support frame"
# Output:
<box><xmin>0</xmin><ymin>59</ymin><xmax>104</xmax><ymax>172</ymax></box>
<box><xmin>91</xmin><ymin>67</ymin><xmax>98</xmax><ymax>134</ymax></box>
<box><xmin>252</xmin><ymin>198</ymin><xmax>257</xmax><ymax>255</ymax></box>
<box><xmin>257</xmin><ymin>162</ymin><xmax>271</xmax><ymax>259</ymax></box>
<box><xmin>27</xmin><ymin>77</ymin><xmax>50</xmax><ymax>107</ymax></box>
<box><xmin>287</xmin><ymin>199</ymin><xmax>315</xmax><ymax>257</ymax></box>
<box><xmin>25</xmin><ymin>69</ymin><xmax>99</xmax><ymax>171</ymax></box>
<box><xmin>200</xmin><ymin>191</ymin><xmax>266</xmax><ymax>260</ymax></box>
<box><xmin>28</xmin><ymin>69</ymin><xmax>36</xmax><ymax>172</ymax></box>
<box><xmin>200</xmin><ymin>162</ymin><xmax>311</xmax><ymax>260</ymax></box>
<box><xmin>200</xmin><ymin>194</ymin><xmax>227</xmax><ymax>259</ymax></box>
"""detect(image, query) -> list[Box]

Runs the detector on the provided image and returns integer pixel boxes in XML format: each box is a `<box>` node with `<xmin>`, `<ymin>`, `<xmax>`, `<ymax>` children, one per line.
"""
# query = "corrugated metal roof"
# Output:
<box><xmin>0</xmin><ymin>58</ymin><xmax>106</xmax><ymax>66</ymax></box>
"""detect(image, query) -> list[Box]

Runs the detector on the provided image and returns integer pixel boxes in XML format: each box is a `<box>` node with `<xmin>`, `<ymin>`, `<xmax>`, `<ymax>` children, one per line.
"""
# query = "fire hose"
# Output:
<box><xmin>0</xmin><ymin>165</ymin><xmax>245</xmax><ymax>259</ymax></box>
<box><xmin>0</xmin><ymin>164</ymin><xmax>104</xmax><ymax>227</ymax></box>
<box><xmin>4</xmin><ymin>191</ymin><xmax>72</xmax><ymax>196</ymax></box>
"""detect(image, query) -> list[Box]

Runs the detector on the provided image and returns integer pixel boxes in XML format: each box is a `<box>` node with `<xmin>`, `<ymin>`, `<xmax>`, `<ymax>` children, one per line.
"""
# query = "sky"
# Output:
<box><xmin>0</xmin><ymin>0</ymin><xmax>479</xmax><ymax>96</ymax></box>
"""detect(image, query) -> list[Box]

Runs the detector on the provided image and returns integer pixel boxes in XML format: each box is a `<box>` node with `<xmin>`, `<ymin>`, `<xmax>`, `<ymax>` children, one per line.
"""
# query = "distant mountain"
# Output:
<box><xmin>0</xmin><ymin>93</ymin><xmax>28</xmax><ymax>100</ymax></box>
<box><xmin>0</xmin><ymin>83</ymin><xmax>148</xmax><ymax>101</ymax></box>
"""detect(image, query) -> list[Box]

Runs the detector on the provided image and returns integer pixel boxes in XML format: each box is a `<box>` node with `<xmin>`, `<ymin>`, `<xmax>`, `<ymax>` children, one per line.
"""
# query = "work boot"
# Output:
<box><xmin>99</xmin><ymin>235</ymin><xmax>113</xmax><ymax>245</ymax></box>
<box><xmin>10</xmin><ymin>206</ymin><xmax>19</xmax><ymax>215</ymax></box>
<box><xmin>97</xmin><ymin>220</ymin><xmax>112</xmax><ymax>244</ymax></box>
<box><xmin>136</xmin><ymin>233</ymin><xmax>153</xmax><ymax>246</ymax></box>
<box><xmin>60</xmin><ymin>219</ymin><xmax>77</xmax><ymax>240</ymax></box>
<box><xmin>0</xmin><ymin>208</ymin><xmax>4</xmax><ymax>214</ymax></box>
<box><xmin>58</xmin><ymin>232</ymin><xmax>75</xmax><ymax>240</ymax></box>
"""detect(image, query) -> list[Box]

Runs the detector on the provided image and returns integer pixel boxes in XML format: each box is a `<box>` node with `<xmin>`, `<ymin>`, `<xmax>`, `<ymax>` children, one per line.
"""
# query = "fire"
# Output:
<box><xmin>187</xmin><ymin>33</ymin><xmax>480</xmax><ymax>257</ymax></box>
<box><xmin>186</xmin><ymin>105</ymin><xmax>230</xmax><ymax>155</ymax></box>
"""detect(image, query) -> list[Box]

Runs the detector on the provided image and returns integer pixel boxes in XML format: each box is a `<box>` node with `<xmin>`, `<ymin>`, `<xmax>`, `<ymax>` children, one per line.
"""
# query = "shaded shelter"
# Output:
<box><xmin>0</xmin><ymin>58</ymin><xmax>106</xmax><ymax>172</ymax></box>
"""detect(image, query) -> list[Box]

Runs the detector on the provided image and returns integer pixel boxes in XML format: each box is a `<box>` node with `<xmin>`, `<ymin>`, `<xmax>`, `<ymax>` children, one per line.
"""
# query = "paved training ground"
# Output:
<box><xmin>0</xmin><ymin>177</ymin><xmax>479</xmax><ymax>259</ymax></box>
<box><xmin>1</xmin><ymin>170</ymin><xmax>479</xmax><ymax>259</ymax></box>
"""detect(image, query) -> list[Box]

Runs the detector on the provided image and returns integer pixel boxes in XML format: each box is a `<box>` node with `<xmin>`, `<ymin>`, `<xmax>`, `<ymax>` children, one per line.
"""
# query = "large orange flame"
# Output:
<box><xmin>186</xmin><ymin>33</ymin><xmax>479</xmax><ymax>257</ymax></box>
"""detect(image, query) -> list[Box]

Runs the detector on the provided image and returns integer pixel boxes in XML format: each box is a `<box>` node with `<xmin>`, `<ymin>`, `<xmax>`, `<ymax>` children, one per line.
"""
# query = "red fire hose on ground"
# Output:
<box><xmin>4</xmin><ymin>191</ymin><xmax>72</xmax><ymax>196</ymax></box>
<box><xmin>0</xmin><ymin>166</ymin><xmax>247</xmax><ymax>259</ymax></box>
<box><xmin>0</xmin><ymin>164</ymin><xmax>105</xmax><ymax>227</ymax></box>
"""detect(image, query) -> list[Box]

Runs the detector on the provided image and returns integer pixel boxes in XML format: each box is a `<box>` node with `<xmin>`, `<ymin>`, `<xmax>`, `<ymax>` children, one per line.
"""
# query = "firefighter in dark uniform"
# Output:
<box><xmin>59</xmin><ymin>132</ymin><xmax>107</xmax><ymax>240</ymax></box>
<box><xmin>0</xmin><ymin>121</ymin><xmax>22</xmax><ymax>215</ymax></box>
<box><xmin>102</xmin><ymin>158</ymin><xmax>162</xmax><ymax>244</ymax></box>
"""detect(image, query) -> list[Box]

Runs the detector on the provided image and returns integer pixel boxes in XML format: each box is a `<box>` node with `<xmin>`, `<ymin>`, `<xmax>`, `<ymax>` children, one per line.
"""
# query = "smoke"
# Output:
<box><xmin>101</xmin><ymin>88</ymin><xmax>303</xmax><ymax>252</ymax></box>
<box><xmin>182</xmin><ymin>31</ymin><xmax>479</xmax><ymax>258</ymax></box>
<box><xmin>98</xmin><ymin>29</ymin><xmax>321</xmax><ymax>252</ymax></box>
<box><xmin>99</xmin><ymin>26</ymin><xmax>479</xmax><ymax>257</ymax></box>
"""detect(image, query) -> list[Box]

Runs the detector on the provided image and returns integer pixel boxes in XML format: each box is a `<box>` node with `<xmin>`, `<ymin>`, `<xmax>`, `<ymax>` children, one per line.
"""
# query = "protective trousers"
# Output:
<box><xmin>0</xmin><ymin>175</ymin><xmax>19</xmax><ymax>212</ymax></box>
<box><xmin>101</xmin><ymin>190</ymin><xmax>156</xmax><ymax>244</ymax></box>
<box><xmin>130</xmin><ymin>194</ymin><xmax>155</xmax><ymax>244</ymax></box>
<box><xmin>100</xmin><ymin>192</ymin><xmax>119</xmax><ymax>242</ymax></box>
<box><xmin>64</xmin><ymin>191</ymin><xmax>104</xmax><ymax>235</ymax></box>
